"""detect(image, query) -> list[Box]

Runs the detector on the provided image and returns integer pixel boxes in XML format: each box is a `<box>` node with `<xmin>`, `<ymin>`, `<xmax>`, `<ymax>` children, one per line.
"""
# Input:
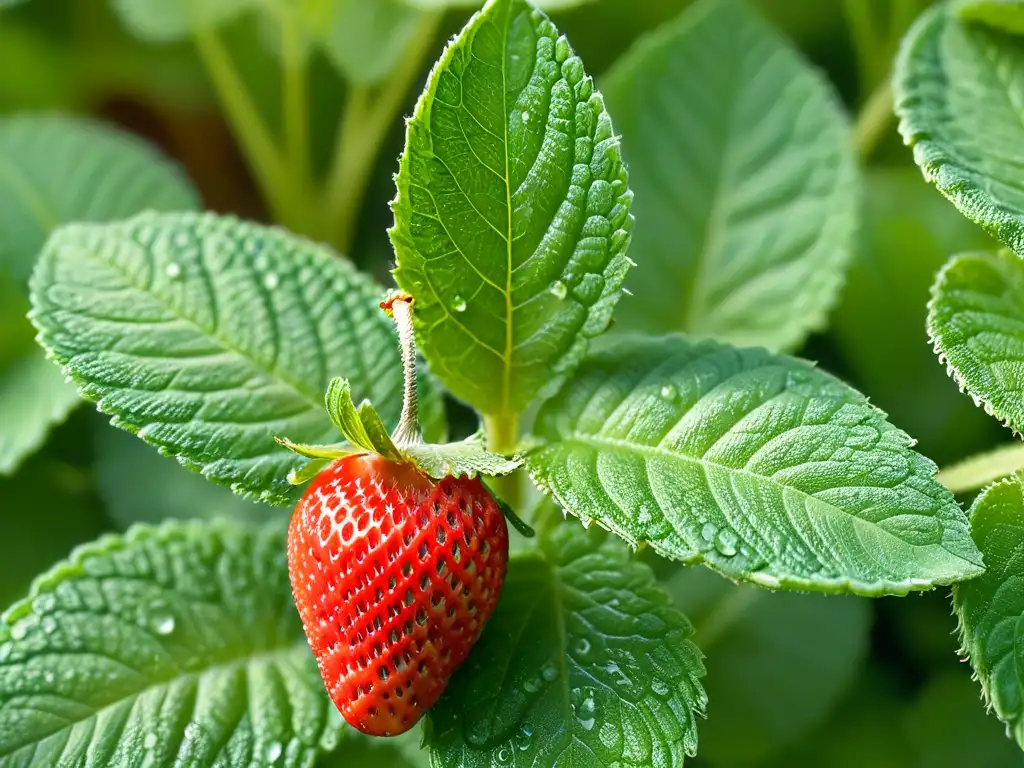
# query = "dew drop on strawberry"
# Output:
<box><xmin>286</xmin><ymin>453</ymin><xmax>509</xmax><ymax>737</ymax></box>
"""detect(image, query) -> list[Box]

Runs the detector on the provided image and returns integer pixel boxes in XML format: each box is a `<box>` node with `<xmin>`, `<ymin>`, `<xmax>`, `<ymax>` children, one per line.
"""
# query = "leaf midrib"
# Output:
<box><xmin>499</xmin><ymin>1</ymin><xmax>514</xmax><ymax>418</ymax></box>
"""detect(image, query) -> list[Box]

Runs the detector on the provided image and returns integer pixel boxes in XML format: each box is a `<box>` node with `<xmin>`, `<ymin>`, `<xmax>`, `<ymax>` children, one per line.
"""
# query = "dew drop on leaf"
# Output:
<box><xmin>540</xmin><ymin>662</ymin><xmax>559</xmax><ymax>682</ymax></box>
<box><xmin>266</xmin><ymin>741</ymin><xmax>283</xmax><ymax>763</ymax></box>
<box><xmin>714</xmin><ymin>529</ymin><xmax>739</xmax><ymax>557</ymax></box>
<box><xmin>521</xmin><ymin>110</ymin><xmax>530</xmax><ymax>122</ymax></box>
<box><xmin>165</xmin><ymin>262</ymin><xmax>182</xmax><ymax>280</ymax></box>
<box><xmin>549</xmin><ymin>280</ymin><xmax>568</xmax><ymax>300</ymax></box>
<box><xmin>517</xmin><ymin>723</ymin><xmax>533</xmax><ymax>750</ymax></box>
<box><xmin>651</xmin><ymin>677</ymin><xmax>669</xmax><ymax>696</ymax></box>
<box><xmin>700</xmin><ymin>522</ymin><xmax>717</xmax><ymax>545</ymax></box>
<box><xmin>143</xmin><ymin>733</ymin><xmax>158</xmax><ymax>750</ymax></box>
<box><xmin>660</xmin><ymin>384</ymin><xmax>678</xmax><ymax>402</ymax></box>
<box><xmin>523</xmin><ymin>676</ymin><xmax>541</xmax><ymax>693</ymax></box>
<box><xmin>263</xmin><ymin>272</ymin><xmax>280</xmax><ymax>290</ymax></box>
<box><xmin>452</xmin><ymin>295</ymin><xmax>467</xmax><ymax>312</ymax></box>
<box><xmin>573</xmin><ymin>637</ymin><xmax>591</xmax><ymax>656</ymax></box>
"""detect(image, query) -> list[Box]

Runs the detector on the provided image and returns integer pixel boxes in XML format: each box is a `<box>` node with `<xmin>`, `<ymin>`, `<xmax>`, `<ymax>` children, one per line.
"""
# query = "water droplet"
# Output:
<box><xmin>573</xmin><ymin>638</ymin><xmax>591</xmax><ymax>656</ymax></box>
<box><xmin>496</xmin><ymin>746</ymin><xmax>512</xmax><ymax>764</ymax></box>
<box><xmin>700</xmin><ymin>522</ymin><xmax>717</xmax><ymax>544</ymax></box>
<box><xmin>521</xmin><ymin>110</ymin><xmax>531</xmax><ymax>122</ymax></box>
<box><xmin>540</xmin><ymin>663</ymin><xmax>559</xmax><ymax>682</ymax></box>
<box><xmin>452</xmin><ymin>295</ymin><xmax>467</xmax><ymax>312</ymax></box>
<box><xmin>165</xmin><ymin>262</ymin><xmax>182</xmax><ymax>280</ymax></box>
<box><xmin>571</xmin><ymin>688</ymin><xmax>597</xmax><ymax>731</ymax></box>
<box><xmin>148</xmin><ymin>606</ymin><xmax>176</xmax><ymax>636</ymax></box>
<box><xmin>266</xmin><ymin>741</ymin><xmax>282</xmax><ymax>763</ymax></box>
<box><xmin>517</xmin><ymin>723</ymin><xmax>533</xmax><ymax>750</ymax></box>
<box><xmin>263</xmin><ymin>272</ymin><xmax>279</xmax><ymax>290</ymax></box>
<box><xmin>10</xmin><ymin>622</ymin><xmax>27</xmax><ymax>641</ymax></box>
<box><xmin>651</xmin><ymin>678</ymin><xmax>669</xmax><ymax>696</ymax></box>
<box><xmin>549</xmin><ymin>280</ymin><xmax>568</xmax><ymax>300</ymax></box>
<box><xmin>143</xmin><ymin>732</ymin><xmax>158</xmax><ymax>750</ymax></box>
<box><xmin>715</xmin><ymin>529</ymin><xmax>739</xmax><ymax>557</ymax></box>
<box><xmin>660</xmin><ymin>384</ymin><xmax>678</xmax><ymax>402</ymax></box>
<box><xmin>44</xmin><ymin>671</ymin><xmax>55</xmax><ymax>685</ymax></box>
<box><xmin>184</xmin><ymin>723</ymin><xmax>201</xmax><ymax>740</ymax></box>
<box><xmin>523</xmin><ymin>676</ymin><xmax>541</xmax><ymax>693</ymax></box>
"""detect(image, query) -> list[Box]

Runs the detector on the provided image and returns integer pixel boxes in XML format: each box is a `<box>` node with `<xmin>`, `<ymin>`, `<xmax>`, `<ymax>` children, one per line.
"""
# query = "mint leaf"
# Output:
<box><xmin>666</xmin><ymin>566</ymin><xmax>870</xmax><ymax>763</ymax></box>
<box><xmin>953</xmin><ymin>477</ymin><xmax>1024</xmax><ymax>750</ymax></box>
<box><xmin>0</xmin><ymin>520</ymin><xmax>342</xmax><ymax>766</ymax></box>
<box><xmin>390</xmin><ymin>0</ymin><xmax>633</xmax><ymax>419</ymax></box>
<box><xmin>427</xmin><ymin>522</ymin><xmax>706</xmax><ymax>766</ymax></box>
<box><xmin>0</xmin><ymin>115</ymin><xmax>199</xmax><ymax>475</ymax></box>
<box><xmin>526</xmin><ymin>334</ymin><xmax>984</xmax><ymax>595</ymax></box>
<box><xmin>955</xmin><ymin>0</ymin><xmax>1024</xmax><ymax>34</ymax></box>
<box><xmin>602</xmin><ymin>0</ymin><xmax>857</xmax><ymax>352</ymax></box>
<box><xmin>895</xmin><ymin>5</ymin><xmax>1024</xmax><ymax>256</ymax></box>
<box><xmin>29</xmin><ymin>212</ymin><xmax>446</xmax><ymax>506</ymax></box>
<box><xmin>111</xmin><ymin>0</ymin><xmax>257</xmax><ymax>41</ymax></box>
<box><xmin>929</xmin><ymin>250</ymin><xmax>1024</xmax><ymax>433</ymax></box>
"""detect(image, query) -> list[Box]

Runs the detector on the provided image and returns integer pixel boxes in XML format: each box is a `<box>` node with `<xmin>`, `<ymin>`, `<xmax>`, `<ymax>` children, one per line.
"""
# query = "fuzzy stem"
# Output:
<box><xmin>483</xmin><ymin>414</ymin><xmax>521</xmax><ymax>509</ymax></box>
<box><xmin>389</xmin><ymin>297</ymin><xmax>421</xmax><ymax>447</ymax></box>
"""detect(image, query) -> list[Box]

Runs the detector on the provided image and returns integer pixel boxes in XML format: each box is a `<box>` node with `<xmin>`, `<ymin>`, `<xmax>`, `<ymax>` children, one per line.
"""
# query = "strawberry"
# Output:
<box><xmin>281</xmin><ymin>294</ymin><xmax>519</xmax><ymax>737</ymax></box>
<box><xmin>287</xmin><ymin>452</ymin><xmax>509</xmax><ymax>736</ymax></box>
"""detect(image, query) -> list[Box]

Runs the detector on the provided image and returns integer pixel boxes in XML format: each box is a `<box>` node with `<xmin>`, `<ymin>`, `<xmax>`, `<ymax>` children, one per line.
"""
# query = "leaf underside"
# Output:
<box><xmin>390</xmin><ymin>0</ymin><xmax>633</xmax><ymax>418</ymax></box>
<box><xmin>952</xmin><ymin>478</ymin><xmax>1024</xmax><ymax>751</ymax></box>
<box><xmin>527</xmin><ymin>334</ymin><xmax>984</xmax><ymax>595</ymax></box>
<box><xmin>0</xmin><ymin>520</ymin><xmax>341</xmax><ymax>767</ymax></box>
<box><xmin>427</xmin><ymin>522</ymin><xmax>706</xmax><ymax>767</ymax></box>
<box><xmin>29</xmin><ymin>212</ymin><xmax>445</xmax><ymax>506</ymax></box>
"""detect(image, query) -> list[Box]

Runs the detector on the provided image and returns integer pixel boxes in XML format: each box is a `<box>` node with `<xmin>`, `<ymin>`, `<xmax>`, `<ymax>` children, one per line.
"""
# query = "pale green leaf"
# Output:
<box><xmin>318</xmin><ymin>728</ymin><xmax>428</xmax><ymax>767</ymax></box>
<box><xmin>93</xmin><ymin>423</ymin><xmax>278</xmax><ymax>529</ymax></box>
<box><xmin>937</xmin><ymin>441</ymin><xmax>1024</xmax><ymax>493</ymax></box>
<box><xmin>602</xmin><ymin>0</ymin><xmax>857</xmax><ymax>352</ymax></box>
<box><xmin>427</xmin><ymin>522</ymin><xmax>706</xmax><ymax>766</ymax></box>
<box><xmin>0</xmin><ymin>115</ymin><xmax>199</xmax><ymax>475</ymax></box>
<box><xmin>404</xmin><ymin>0</ymin><xmax>596</xmax><ymax>9</ymax></box>
<box><xmin>30</xmin><ymin>212</ymin><xmax>446</xmax><ymax>506</ymax></box>
<box><xmin>665</xmin><ymin>566</ymin><xmax>870</xmax><ymax>763</ymax></box>
<box><xmin>956</xmin><ymin>0</ymin><xmax>1024</xmax><ymax>35</ymax></box>
<box><xmin>111</xmin><ymin>0</ymin><xmax>258</xmax><ymax>41</ymax></box>
<box><xmin>318</xmin><ymin>0</ymin><xmax>428</xmax><ymax>85</ymax></box>
<box><xmin>895</xmin><ymin>5</ymin><xmax>1024</xmax><ymax>256</ymax></box>
<box><xmin>403</xmin><ymin>435</ymin><xmax>521</xmax><ymax>479</ymax></box>
<box><xmin>953</xmin><ymin>477</ymin><xmax>1024</xmax><ymax>750</ymax></box>
<box><xmin>526</xmin><ymin>334</ymin><xmax>984</xmax><ymax>595</ymax></box>
<box><xmin>0</xmin><ymin>519</ymin><xmax>342</xmax><ymax>767</ymax></box>
<box><xmin>928</xmin><ymin>250</ymin><xmax>1024</xmax><ymax>433</ymax></box>
<box><xmin>391</xmin><ymin>0</ymin><xmax>633</xmax><ymax>419</ymax></box>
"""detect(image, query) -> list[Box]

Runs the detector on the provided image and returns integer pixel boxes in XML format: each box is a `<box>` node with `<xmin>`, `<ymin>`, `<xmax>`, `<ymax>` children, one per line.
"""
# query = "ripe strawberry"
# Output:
<box><xmin>287</xmin><ymin>451</ymin><xmax>509</xmax><ymax>736</ymax></box>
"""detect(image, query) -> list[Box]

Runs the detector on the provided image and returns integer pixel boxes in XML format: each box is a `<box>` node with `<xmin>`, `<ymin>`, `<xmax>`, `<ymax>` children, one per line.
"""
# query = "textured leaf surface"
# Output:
<box><xmin>527</xmin><ymin>334</ymin><xmax>984</xmax><ymax>595</ymax></box>
<box><xmin>895</xmin><ymin>5</ymin><xmax>1024</xmax><ymax>256</ymax></box>
<box><xmin>929</xmin><ymin>250</ymin><xmax>1024</xmax><ymax>433</ymax></box>
<box><xmin>0</xmin><ymin>115</ymin><xmax>199</xmax><ymax>475</ymax></box>
<box><xmin>666</xmin><ymin>566</ymin><xmax>870</xmax><ymax>763</ymax></box>
<box><xmin>391</xmin><ymin>0</ymin><xmax>633</xmax><ymax>418</ymax></box>
<box><xmin>953</xmin><ymin>478</ymin><xmax>1024</xmax><ymax>749</ymax></box>
<box><xmin>427</xmin><ymin>522</ymin><xmax>706</xmax><ymax>766</ymax></box>
<box><xmin>602</xmin><ymin>0</ymin><xmax>857</xmax><ymax>351</ymax></box>
<box><xmin>30</xmin><ymin>212</ymin><xmax>445</xmax><ymax>506</ymax></box>
<box><xmin>956</xmin><ymin>0</ymin><xmax>1024</xmax><ymax>34</ymax></box>
<box><xmin>111</xmin><ymin>0</ymin><xmax>257</xmax><ymax>41</ymax></box>
<box><xmin>0</xmin><ymin>520</ymin><xmax>342</xmax><ymax>767</ymax></box>
<box><xmin>404</xmin><ymin>435</ymin><xmax>522</xmax><ymax>479</ymax></box>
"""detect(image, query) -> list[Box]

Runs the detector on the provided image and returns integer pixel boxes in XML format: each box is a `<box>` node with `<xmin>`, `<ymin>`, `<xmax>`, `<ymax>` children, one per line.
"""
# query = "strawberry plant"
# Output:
<box><xmin>0</xmin><ymin>0</ymin><xmax>1023</xmax><ymax>766</ymax></box>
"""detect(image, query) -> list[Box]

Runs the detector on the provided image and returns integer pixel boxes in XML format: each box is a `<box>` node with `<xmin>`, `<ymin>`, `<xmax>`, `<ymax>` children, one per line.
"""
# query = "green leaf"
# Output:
<box><xmin>937</xmin><ymin>441</ymin><xmax>1024</xmax><ymax>493</ymax></box>
<box><xmin>953</xmin><ymin>477</ymin><xmax>1024</xmax><ymax>750</ymax></box>
<box><xmin>94</xmin><ymin>423</ymin><xmax>278</xmax><ymax>529</ymax></box>
<box><xmin>602</xmin><ymin>0</ymin><xmax>857</xmax><ymax>352</ymax></box>
<box><xmin>526</xmin><ymin>334</ymin><xmax>985</xmax><ymax>595</ymax></box>
<box><xmin>426</xmin><ymin>521</ymin><xmax>706</xmax><ymax>766</ymax></box>
<box><xmin>317</xmin><ymin>0</ymin><xmax>429</xmax><ymax>85</ymax></box>
<box><xmin>403</xmin><ymin>435</ymin><xmax>521</xmax><ymax>479</ymax></box>
<box><xmin>955</xmin><ymin>0</ymin><xmax>1024</xmax><ymax>35</ymax></box>
<box><xmin>317</xmin><ymin>728</ymin><xmax>428</xmax><ymax>767</ymax></box>
<box><xmin>390</xmin><ymin>0</ymin><xmax>633</xmax><ymax>419</ymax></box>
<box><xmin>895</xmin><ymin>5</ymin><xmax>1024</xmax><ymax>256</ymax></box>
<box><xmin>30</xmin><ymin>212</ymin><xmax>446</xmax><ymax>506</ymax></box>
<box><xmin>665</xmin><ymin>566</ymin><xmax>870</xmax><ymax>763</ymax></box>
<box><xmin>0</xmin><ymin>519</ymin><xmax>342</xmax><ymax>766</ymax></box>
<box><xmin>929</xmin><ymin>250</ymin><xmax>1024</xmax><ymax>433</ymax></box>
<box><xmin>111</xmin><ymin>0</ymin><xmax>257</xmax><ymax>41</ymax></box>
<box><xmin>404</xmin><ymin>0</ymin><xmax>596</xmax><ymax>8</ymax></box>
<box><xmin>0</xmin><ymin>115</ymin><xmax>199</xmax><ymax>475</ymax></box>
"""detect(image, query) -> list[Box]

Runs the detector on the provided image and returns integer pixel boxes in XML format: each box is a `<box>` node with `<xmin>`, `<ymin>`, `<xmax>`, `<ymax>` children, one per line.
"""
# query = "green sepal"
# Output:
<box><xmin>325</xmin><ymin>377</ymin><xmax>375</xmax><ymax>451</ymax></box>
<box><xmin>274</xmin><ymin>436</ymin><xmax>354</xmax><ymax>460</ymax></box>
<box><xmin>403</xmin><ymin>434</ymin><xmax>523</xmax><ymax>480</ymax></box>
<box><xmin>495</xmin><ymin>497</ymin><xmax>536</xmax><ymax>539</ymax></box>
<box><xmin>357</xmin><ymin>399</ymin><xmax>401</xmax><ymax>459</ymax></box>
<box><xmin>286</xmin><ymin>457</ymin><xmax>335</xmax><ymax>486</ymax></box>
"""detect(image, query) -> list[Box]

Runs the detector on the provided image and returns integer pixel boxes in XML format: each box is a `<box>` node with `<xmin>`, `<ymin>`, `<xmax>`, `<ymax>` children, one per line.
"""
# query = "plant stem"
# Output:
<box><xmin>853</xmin><ymin>77</ymin><xmax>894</xmax><ymax>161</ymax></box>
<box><xmin>388</xmin><ymin>295</ymin><xmax>422</xmax><ymax>447</ymax></box>
<box><xmin>322</xmin><ymin>11</ymin><xmax>443</xmax><ymax>254</ymax></box>
<box><xmin>193</xmin><ymin>26</ymin><xmax>292</xmax><ymax>225</ymax></box>
<box><xmin>483</xmin><ymin>413</ymin><xmax>522</xmax><ymax>509</ymax></box>
<box><xmin>842</xmin><ymin>0</ymin><xmax>881</xmax><ymax>94</ymax></box>
<box><xmin>278</xmin><ymin>7</ymin><xmax>311</xmax><ymax>221</ymax></box>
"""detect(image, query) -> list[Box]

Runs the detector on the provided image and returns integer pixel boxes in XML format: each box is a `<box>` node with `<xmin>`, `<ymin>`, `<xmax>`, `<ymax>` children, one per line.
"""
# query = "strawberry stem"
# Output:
<box><xmin>385</xmin><ymin>294</ymin><xmax>422</xmax><ymax>447</ymax></box>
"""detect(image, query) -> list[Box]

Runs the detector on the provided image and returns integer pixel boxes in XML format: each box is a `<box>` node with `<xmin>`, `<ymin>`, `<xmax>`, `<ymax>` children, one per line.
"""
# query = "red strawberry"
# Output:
<box><xmin>287</xmin><ymin>451</ymin><xmax>509</xmax><ymax>736</ymax></box>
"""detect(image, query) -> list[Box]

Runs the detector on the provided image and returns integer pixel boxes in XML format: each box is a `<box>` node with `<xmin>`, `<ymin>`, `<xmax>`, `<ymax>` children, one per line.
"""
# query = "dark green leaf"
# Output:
<box><xmin>527</xmin><ymin>334</ymin><xmax>984</xmax><ymax>595</ymax></box>
<box><xmin>0</xmin><ymin>520</ymin><xmax>342</xmax><ymax>766</ymax></box>
<box><xmin>30</xmin><ymin>212</ymin><xmax>446</xmax><ymax>506</ymax></box>
<box><xmin>391</xmin><ymin>0</ymin><xmax>633</xmax><ymax>418</ymax></box>
<box><xmin>427</xmin><ymin>522</ymin><xmax>706</xmax><ymax>766</ymax></box>
<box><xmin>603</xmin><ymin>0</ymin><xmax>857</xmax><ymax>351</ymax></box>
<box><xmin>953</xmin><ymin>477</ymin><xmax>1024</xmax><ymax>749</ymax></box>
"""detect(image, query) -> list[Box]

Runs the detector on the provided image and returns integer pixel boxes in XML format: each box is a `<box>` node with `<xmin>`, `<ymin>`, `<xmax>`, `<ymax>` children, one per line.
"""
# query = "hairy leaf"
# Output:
<box><xmin>404</xmin><ymin>435</ymin><xmax>522</xmax><ymax>479</ymax></box>
<box><xmin>427</xmin><ymin>522</ymin><xmax>706</xmax><ymax>766</ymax></box>
<box><xmin>602</xmin><ymin>0</ymin><xmax>857</xmax><ymax>351</ymax></box>
<box><xmin>955</xmin><ymin>0</ymin><xmax>1024</xmax><ymax>34</ymax></box>
<box><xmin>111</xmin><ymin>0</ymin><xmax>257</xmax><ymax>41</ymax></box>
<box><xmin>391</xmin><ymin>0</ymin><xmax>633</xmax><ymax>418</ymax></box>
<box><xmin>666</xmin><ymin>566</ymin><xmax>870</xmax><ymax>763</ymax></box>
<box><xmin>527</xmin><ymin>334</ymin><xmax>984</xmax><ymax>595</ymax></box>
<box><xmin>953</xmin><ymin>478</ymin><xmax>1024</xmax><ymax>749</ymax></box>
<box><xmin>30</xmin><ymin>212</ymin><xmax>445</xmax><ymax>506</ymax></box>
<box><xmin>0</xmin><ymin>115</ymin><xmax>199</xmax><ymax>475</ymax></box>
<box><xmin>895</xmin><ymin>5</ymin><xmax>1024</xmax><ymax>256</ymax></box>
<box><xmin>929</xmin><ymin>250</ymin><xmax>1024</xmax><ymax>433</ymax></box>
<box><xmin>0</xmin><ymin>520</ymin><xmax>342</xmax><ymax>766</ymax></box>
